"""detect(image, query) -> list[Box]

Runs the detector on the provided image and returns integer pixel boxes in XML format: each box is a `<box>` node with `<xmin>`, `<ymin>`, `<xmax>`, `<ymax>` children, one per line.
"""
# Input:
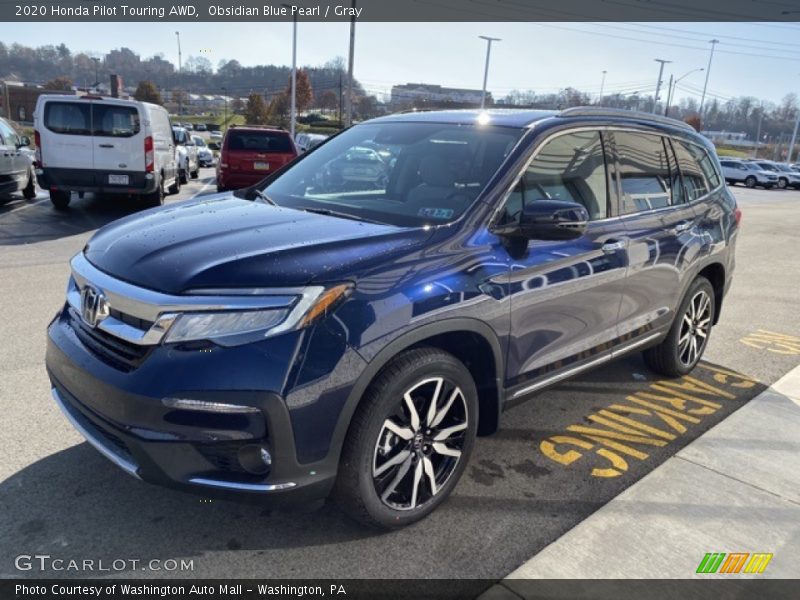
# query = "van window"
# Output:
<box><xmin>44</xmin><ymin>102</ymin><xmax>91</xmax><ymax>135</ymax></box>
<box><xmin>672</xmin><ymin>140</ymin><xmax>717</xmax><ymax>201</ymax></box>
<box><xmin>227</xmin><ymin>130</ymin><xmax>293</xmax><ymax>153</ymax></box>
<box><xmin>501</xmin><ymin>130</ymin><xmax>608</xmax><ymax>223</ymax></box>
<box><xmin>613</xmin><ymin>131</ymin><xmax>679</xmax><ymax>214</ymax></box>
<box><xmin>93</xmin><ymin>104</ymin><xmax>140</xmax><ymax>138</ymax></box>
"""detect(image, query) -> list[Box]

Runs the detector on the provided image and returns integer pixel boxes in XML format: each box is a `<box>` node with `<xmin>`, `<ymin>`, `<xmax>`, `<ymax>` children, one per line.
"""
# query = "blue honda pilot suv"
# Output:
<box><xmin>46</xmin><ymin>107</ymin><xmax>739</xmax><ymax>528</ymax></box>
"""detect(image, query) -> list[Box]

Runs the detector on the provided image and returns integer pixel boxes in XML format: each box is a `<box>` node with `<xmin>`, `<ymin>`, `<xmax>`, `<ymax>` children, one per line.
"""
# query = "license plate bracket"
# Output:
<box><xmin>108</xmin><ymin>174</ymin><xmax>130</xmax><ymax>185</ymax></box>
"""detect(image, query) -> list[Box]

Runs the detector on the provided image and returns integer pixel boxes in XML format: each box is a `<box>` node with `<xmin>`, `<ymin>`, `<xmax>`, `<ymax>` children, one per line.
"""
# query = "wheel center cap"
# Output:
<box><xmin>413</xmin><ymin>432</ymin><xmax>424</xmax><ymax>451</ymax></box>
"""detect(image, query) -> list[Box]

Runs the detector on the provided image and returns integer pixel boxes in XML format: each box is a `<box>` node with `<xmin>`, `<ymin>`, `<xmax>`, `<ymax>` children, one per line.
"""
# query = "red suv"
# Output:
<box><xmin>216</xmin><ymin>126</ymin><xmax>298</xmax><ymax>192</ymax></box>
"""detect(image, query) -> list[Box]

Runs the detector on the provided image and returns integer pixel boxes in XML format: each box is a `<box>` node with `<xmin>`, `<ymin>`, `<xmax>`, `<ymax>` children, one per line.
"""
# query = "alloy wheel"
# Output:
<box><xmin>372</xmin><ymin>377</ymin><xmax>468</xmax><ymax>511</ymax></box>
<box><xmin>678</xmin><ymin>290</ymin><xmax>711</xmax><ymax>367</ymax></box>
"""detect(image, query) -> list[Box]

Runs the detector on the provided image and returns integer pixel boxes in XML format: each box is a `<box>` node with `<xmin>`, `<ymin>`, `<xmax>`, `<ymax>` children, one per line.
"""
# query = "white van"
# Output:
<box><xmin>34</xmin><ymin>94</ymin><xmax>180</xmax><ymax>209</ymax></box>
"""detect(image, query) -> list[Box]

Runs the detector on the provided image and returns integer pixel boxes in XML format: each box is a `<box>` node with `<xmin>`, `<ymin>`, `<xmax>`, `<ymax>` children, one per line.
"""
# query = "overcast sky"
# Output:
<box><xmin>6</xmin><ymin>21</ymin><xmax>800</xmax><ymax>105</ymax></box>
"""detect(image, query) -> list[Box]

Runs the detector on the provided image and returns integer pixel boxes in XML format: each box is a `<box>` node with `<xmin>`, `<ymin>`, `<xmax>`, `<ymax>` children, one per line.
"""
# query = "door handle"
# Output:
<box><xmin>99</xmin><ymin>144</ymin><xmax>114</xmax><ymax>148</ymax></box>
<box><xmin>601</xmin><ymin>239</ymin><xmax>628</xmax><ymax>253</ymax></box>
<box><xmin>671</xmin><ymin>220</ymin><xmax>693</xmax><ymax>234</ymax></box>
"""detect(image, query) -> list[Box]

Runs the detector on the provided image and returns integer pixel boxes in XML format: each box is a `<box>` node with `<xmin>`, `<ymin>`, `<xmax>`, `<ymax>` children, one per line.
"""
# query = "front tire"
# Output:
<box><xmin>778</xmin><ymin>177</ymin><xmax>788</xmax><ymax>189</ymax></box>
<box><xmin>190</xmin><ymin>167</ymin><xmax>199</xmax><ymax>179</ymax></box>
<box><xmin>334</xmin><ymin>348</ymin><xmax>478</xmax><ymax>529</ymax></box>
<box><xmin>22</xmin><ymin>171</ymin><xmax>36</xmax><ymax>199</ymax></box>
<box><xmin>179</xmin><ymin>168</ymin><xmax>188</xmax><ymax>185</ymax></box>
<box><xmin>142</xmin><ymin>179</ymin><xmax>165</xmax><ymax>208</ymax></box>
<box><xmin>644</xmin><ymin>276</ymin><xmax>715</xmax><ymax>377</ymax></box>
<box><xmin>168</xmin><ymin>174</ymin><xmax>181</xmax><ymax>195</ymax></box>
<box><xmin>745</xmin><ymin>176</ymin><xmax>757</xmax><ymax>188</ymax></box>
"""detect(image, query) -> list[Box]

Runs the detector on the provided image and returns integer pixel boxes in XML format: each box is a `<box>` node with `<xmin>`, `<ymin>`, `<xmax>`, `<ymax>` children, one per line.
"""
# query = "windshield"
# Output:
<box><xmin>261</xmin><ymin>122</ymin><xmax>524</xmax><ymax>227</ymax></box>
<box><xmin>193</xmin><ymin>136</ymin><xmax>206</xmax><ymax>147</ymax></box>
<box><xmin>775</xmin><ymin>163</ymin><xmax>792</xmax><ymax>172</ymax></box>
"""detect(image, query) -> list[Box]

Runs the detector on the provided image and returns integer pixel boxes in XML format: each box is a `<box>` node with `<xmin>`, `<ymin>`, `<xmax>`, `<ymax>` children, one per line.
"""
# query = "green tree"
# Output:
<box><xmin>245</xmin><ymin>92</ymin><xmax>269</xmax><ymax>125</ymax></box>
<box><xmin>133</xmin><ymin>80</ymin><xmax>162</xmax><ymax>105</ymax></box>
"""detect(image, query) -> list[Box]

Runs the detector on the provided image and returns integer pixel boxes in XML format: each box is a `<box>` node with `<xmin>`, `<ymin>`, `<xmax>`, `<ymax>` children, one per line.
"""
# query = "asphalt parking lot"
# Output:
<box><xmin>1</xmin><ymin>181</ymin><xmax>798</xmax><ymax>581</ymax></box>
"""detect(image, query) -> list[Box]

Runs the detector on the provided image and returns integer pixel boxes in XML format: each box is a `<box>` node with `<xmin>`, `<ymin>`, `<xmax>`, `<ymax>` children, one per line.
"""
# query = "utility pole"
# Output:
<box><xmin>479</xmin><ymin>36</ymin><xmax>501</xmax><ymax>109</ymax></box>
<box><xmin>652</xmin><ymin>59</ymin><xmax>671</xmax><ymax>114</ymax></box>
<box><xmin>665</xmin><ymin>68</ymin><xmax>703</xmax><ymax>117</ymax></box>
<box><xmin>754</xmin><ymin>102</ymin><xmax>764</xmax><ymax>159</ymax></box>
<box><xmin>338</xmin><ymin>71</ymin><xmax>343</xmax><ymax>124</ymax></box>
<box><xmin>175</xmin><ymin>31</ymin><xmax>183</xmax><ymax>116</ymax></box>
<box><xmin>664</xmin><ymin>74</ymin><xmax>674</xmax><ymax>116</ymax></box>
<box><xmin>344</xmin><ymin>0</ymin><xmax>356</xmax><ymax>127</ymax></box>
<box><xmin>222</xmin><ymin>86</ymin><xmax>228</xmax><ymax>131</ymax></box>
<box><xmin>787</xmin><ymin>112</ymin><xmax>800</xmax><ymax>163</ymax></box>
<box><xmin>599</xmin><ymin>70</ymin><xmax>607</xmax><ymax>106</ymax></box>
<box><xmin>699</xmin><ymin>39</ymin><xmax>719</xmax><ymax>117</ymax></box>
<box><xmin>91</xmin><ymin>57</ymin><xmax>100</xmax><ymax>89</ymax></box>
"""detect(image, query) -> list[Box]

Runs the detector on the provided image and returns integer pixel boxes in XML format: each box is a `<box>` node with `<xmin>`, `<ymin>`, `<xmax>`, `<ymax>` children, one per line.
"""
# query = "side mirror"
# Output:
<box><xmin>18</xmin><ymin>135</ymin><xmax>31</xmax><ymax>147</ymax></box>
<box><xmin>500</xmin><ymin>199</ymin><xmax>589</xmax><ymax>241</ymax></box>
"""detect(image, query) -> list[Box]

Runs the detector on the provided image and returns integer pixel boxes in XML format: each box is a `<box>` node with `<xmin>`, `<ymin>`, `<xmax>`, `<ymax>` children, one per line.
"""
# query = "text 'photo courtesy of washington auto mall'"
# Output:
<box><xmin>1</xmin><ymin>0</ymin><xmax>800</xmax><ymax>598</ymax></box>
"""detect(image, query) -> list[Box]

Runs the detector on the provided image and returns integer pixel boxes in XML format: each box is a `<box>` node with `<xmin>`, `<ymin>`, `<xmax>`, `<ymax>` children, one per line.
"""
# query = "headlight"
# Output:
<box><xmin>164</xmin><ymin>309</ymin><xmax>290</xmax><ymax>345</ymax></box>
<box><xmin>162</xmin><ymin>283</ymin><xmax>352</xmax><ymax>346</ymax></box>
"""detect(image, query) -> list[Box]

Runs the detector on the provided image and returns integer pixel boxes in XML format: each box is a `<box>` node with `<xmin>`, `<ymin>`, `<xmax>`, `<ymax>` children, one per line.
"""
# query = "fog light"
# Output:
<box><xmin>162</xmin><ymin>397</ymin><xmax>260</xmax><ymax>414</ymax></box>
<box><xmin>238</xmin><ymin>444</ymin><xmax>272</xmax><ymax>475</ymax></box>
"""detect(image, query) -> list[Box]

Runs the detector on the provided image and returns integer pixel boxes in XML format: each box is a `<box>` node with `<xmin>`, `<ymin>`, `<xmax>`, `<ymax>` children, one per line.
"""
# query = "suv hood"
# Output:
<box><xmin>84</xmin><ymin>195</ymin><xmax>432</xmax><ymax>294</ymax></box>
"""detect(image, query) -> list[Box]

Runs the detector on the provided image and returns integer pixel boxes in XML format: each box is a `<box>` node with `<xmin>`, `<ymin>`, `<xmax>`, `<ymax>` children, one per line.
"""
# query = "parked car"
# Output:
<box><xmin>216</xmin><ymin>126</ymin><xmax>298</xmax><ymax>191</ymax></box>
<box><xmin>172</xmin><ymin>126</ymin><xmax>199</xmax><ymax>183</ymax></box>
<box><xmin>46</xmin><ymin>108</ymin><xmax>738</xmax><ymax>529</ymax></box>
<box><xmin>195</xmin><ymin>123</ymin><xmax>208</xmax><ymax>132</ymax></box>
<box><xmin>0</xmin><ymin>117</ymin><xmax>36</xmax><ymax>200</ymax></box>
<box><xmin>34</xmin><ymin>94</ymin><xmax>180</xmax><ymax>209</ymax></box>
<box><xmin>719</xmin><ymin>159</ymin><xmax>777</xmax><ymax>189</ymax></box>
<box><xmin>209</xmin><ymin>130</ymin><xmax>223</xmax><ymax>142</ymax></box>
<box><xmin>295</xmin><ymin>132</ymin><xmax>329</xmax><ymax>153</ymax></box>
<box><xmin>748</xmin><ymin>160</ymin><xmax>800</xmax><ymax>189</ymax></box>
<box><xmin>193</xmin><ymin>135</ymin><xmax>214</xmax><ymax>167</ymax></box>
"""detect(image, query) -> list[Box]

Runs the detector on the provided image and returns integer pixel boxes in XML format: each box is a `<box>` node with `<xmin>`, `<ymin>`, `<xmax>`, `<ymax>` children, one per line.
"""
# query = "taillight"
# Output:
<box><xmin>734</xmin><ymin>207</ymin><xmax>742</xmax><ymax>226</ymax></box>
<box><xmin>34</xmin><ymin>130</ymin><xmax>42</xmax><ymax>167</ymax></box>
<box><xmin>144</xmin><ymin>136</ymin><xmax>154</xmax><ymax>172</ymax></box>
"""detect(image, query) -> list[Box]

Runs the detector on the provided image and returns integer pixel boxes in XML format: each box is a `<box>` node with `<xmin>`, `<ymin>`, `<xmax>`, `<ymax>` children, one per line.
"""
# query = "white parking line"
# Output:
<box><xmin>190</xmin><ymin>178</ymin><xmax>217</xmax><ymax>199</ymax></box>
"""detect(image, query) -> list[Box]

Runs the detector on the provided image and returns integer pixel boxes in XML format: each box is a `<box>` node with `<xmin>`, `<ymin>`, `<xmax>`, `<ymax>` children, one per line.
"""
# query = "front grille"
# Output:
<box><xmin>109</xmin><ymin>308</ymin><xmax>154</xmax><ymax>331</ymax></box>
<box><xmin>67</xmin><ymin>307</ymin><xmax>150</xmax><ymax>371</ymax></box>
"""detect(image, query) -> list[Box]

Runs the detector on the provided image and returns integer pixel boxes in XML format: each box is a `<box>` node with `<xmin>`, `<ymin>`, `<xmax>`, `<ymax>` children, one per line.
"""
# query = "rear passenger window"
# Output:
<box><xmin>44</xmin><ymin>102</ymin><xmax>91</xmax><ymax>135</ymax></box>
<box><xmin>501</xmin><ymin>130</ymin><xmax>608</xmax><ymax>223</ymax></box>
<box><xmin>612</xmin><ymin>131</ymin><xmax>679</xmax><ymax>214</ymax></box>
<box><xmin>674</xmin><ymin>140</ymin><xmax>721</xmax><ymax>199</ymax></box>
<box><xmin>228</xmin><ymin>131</ymin><xmax>293</xmax><ymax>153</ymax></box>
<box><xmin>93</xmin><ymin>104</ymin><xmax>140</xmax><ymax>138</ymax></box>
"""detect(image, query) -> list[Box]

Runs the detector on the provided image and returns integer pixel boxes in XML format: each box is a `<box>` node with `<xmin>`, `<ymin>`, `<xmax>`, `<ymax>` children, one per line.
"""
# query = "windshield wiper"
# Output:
<box><xmin>299</xmin><ymin>206</ymin><xmax>385</xmax><ymax>225</ymax></box>
<box><xmin>253</xmin><ymin>189</ymin><xmax>279</xmax><ymax>206</ymax></box>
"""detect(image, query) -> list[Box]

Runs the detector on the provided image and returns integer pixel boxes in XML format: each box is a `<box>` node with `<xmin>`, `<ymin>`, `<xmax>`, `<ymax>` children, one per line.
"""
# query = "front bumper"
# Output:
<box><xmin>46</xmin><ymin>308</ymin><xmax>339</xmax><ymax>505</ymax></box>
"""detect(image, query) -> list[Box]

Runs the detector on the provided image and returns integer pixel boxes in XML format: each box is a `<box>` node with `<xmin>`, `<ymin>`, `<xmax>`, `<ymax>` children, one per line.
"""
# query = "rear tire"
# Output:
<box><xmin>49</xmin><ymin>190</ymin><xmax>70</xmax><ymax>210</ymax></box>
<box><xmin>190</xmin><ymin>168</ymin><xmax>199</xmax><ymax>179</ymax></box>
<box><xmin>22</xmin><ymin>171</ymin><xmax>36</xmax><ymax>199</ymax></box>
<box><xmin>778</xmin><ymin>178</ymin><xmax>788</xmax><ymax>189</ymax></box>
<box><xmin>745</xmin><ymin>176</ymin><xmax>757</xmax><ymax>188</ymax></box>
<box><xmin>179</xmin><ymin>168</ymin><xmax>188</xmax><ymax>185</ymax></box>
<box><xmin>333</xmin><ymin>348</ymin><xmax>478</xmax><ymax>529</ymax></box>
<box><xmin>143</xmin><ymin>179</ymin><xmax>165</xmax><ymax>208</ymax></box>
<box><xmin>643</xmin><ymin>276</ymin><xmax>715</xmax><ymax>377</ymax></box>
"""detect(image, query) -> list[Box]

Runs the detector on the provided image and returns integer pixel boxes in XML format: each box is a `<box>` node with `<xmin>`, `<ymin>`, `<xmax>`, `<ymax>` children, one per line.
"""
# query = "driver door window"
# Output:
<box><xmin>499</xmin><ymin>130</ymin><xmax>609</xmax><ymax>227</ymax></box>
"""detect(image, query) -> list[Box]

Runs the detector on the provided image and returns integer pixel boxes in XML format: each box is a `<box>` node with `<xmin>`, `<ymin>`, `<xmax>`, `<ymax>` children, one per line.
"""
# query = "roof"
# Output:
<box><xmin>370</xmin><ymin>109</ymin><xmax>557</xmax><ymax>128</ymax></box>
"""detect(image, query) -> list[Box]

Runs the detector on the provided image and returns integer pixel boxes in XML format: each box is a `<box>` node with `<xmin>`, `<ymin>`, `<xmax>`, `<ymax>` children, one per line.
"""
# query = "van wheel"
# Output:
<box><xmin>50</xmin><ymin>190</ymin><xmax>70</xmax><ymax>210</ymax></box>
<box><xmin>143</xmin><ymin>179</ymin><xmax>165</xmax><ymax>208</ymax></box>
<box><xmin>22</xmin><ymin>171</ymin><xmax>36</xmax><ymax>200</ymax></box>
<box><xmin>644</xmin><ymin>276</ymin><xmax>715</xmax><ymax>377</ymax></box>
<box><xmin>168</xmin><ymin>175</ymin><xmax>180</xmax><ymax>195</ymax></box>
<box><xmin>744</xmin><ymin>176</ymin><xmax>756</xmax><ymax>188</ymax></box>
<box><xmin>333</xmin><ymin>348</ymin><xmax>478</xmax><ymax>529</ymax></box>
<box><xmin>179</xmin><ymin>169</ymin><xmax>188</xmax><ymax>185</ymax></box>
<box><xmin>190</xmin><ymin>168</ymin><xmax>199</xmax><ymax>179</ymax></box>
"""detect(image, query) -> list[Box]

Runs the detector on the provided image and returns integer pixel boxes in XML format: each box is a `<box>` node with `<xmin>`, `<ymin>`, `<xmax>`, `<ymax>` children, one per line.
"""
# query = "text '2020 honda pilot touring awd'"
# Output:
<box><xmin>46</xmin><ymin>107</ymin><xmax>739</xmax><ymax>528</ymax></box>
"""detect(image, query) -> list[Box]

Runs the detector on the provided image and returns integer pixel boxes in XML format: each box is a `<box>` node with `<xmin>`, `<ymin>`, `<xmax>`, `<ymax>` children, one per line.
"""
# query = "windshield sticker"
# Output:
<box><xmin>418</xmin><ymin>208</ymin><xmax>455</xmax><ymax>219</ymax></box>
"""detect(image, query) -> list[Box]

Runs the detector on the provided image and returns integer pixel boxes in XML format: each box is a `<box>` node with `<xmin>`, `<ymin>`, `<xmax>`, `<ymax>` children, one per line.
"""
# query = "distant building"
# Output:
<box><xmin>702</xmin><ymin>130</ymin><xmax>761</xmax><ymax>149</ymax></box>
<box><xmin>390</xmin><ymin>83</ymin><xmax>490</xmax><ymax>108</ymax></box>
<box><xmin>1</xmin><ymin>81</ymin><xmax>77</xmax><ymax>124</ymax></box>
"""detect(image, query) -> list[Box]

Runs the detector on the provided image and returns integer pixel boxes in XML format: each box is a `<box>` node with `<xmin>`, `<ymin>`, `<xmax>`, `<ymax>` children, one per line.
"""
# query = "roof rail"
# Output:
<box><xmin>557</xmin><ymin>106</ymin><xmax>695</xmax><ymax>132</ymax></box>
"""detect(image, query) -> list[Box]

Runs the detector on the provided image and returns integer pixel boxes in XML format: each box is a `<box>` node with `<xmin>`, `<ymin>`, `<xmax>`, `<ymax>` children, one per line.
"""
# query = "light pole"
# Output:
<box><xmin>652</xmin><ymin>58</ymin><xmax>672</xmax><ymax>114</ymax></box>
<box><xmin>665</xmin><ymin>67</ymin><xmax>703</xmax><ymax>116</ymax></box>
<box><xmin>787</xmin><ymin>110</ymin><xmax>800</xmax><ymax>163</ymax></box>
<box><xmin>479</xmin><ymin>35</ymin><xmax>501</xmax><ymax>109</ymax></box>
<box><xmin>599</xmin><ymin>70</ymin><xmax>607</xmax><ymax>106</ymax></box>
<box><xmin>345</xmin><ymin>0</ymin><xmax>356</xmax><ymax>127</ymax></box>
<box><xmin>175</xmin><ymin>31</ymin><xmax>183</xmax><ymax>116</ymax></box>
<box><xmin>222</xmin><ymin>86</ymin><xmax>228</xmax><ymax>131</ymax></box>
<box><xmin>91</xmin><ymin>57</ymin><xmax>100</xmax><ymax>89</ymax></box>
<box><xmin>754</xmin><ymin>102</ymin><xmax>764</xmax><ymax>159</ymax></box>
<box><xmin>281</xmin><ymin>4</ymin><xmax>298</xmax><ymax>137</ymax></box>
<box><xmin>699</xmin><ymin>39</ymin><xmax>719</xmax><ymax>117</ymax></box>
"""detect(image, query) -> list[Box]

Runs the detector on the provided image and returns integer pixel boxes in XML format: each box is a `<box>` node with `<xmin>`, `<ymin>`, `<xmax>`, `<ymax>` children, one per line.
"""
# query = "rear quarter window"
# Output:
<box><xmin>673</xmin><ymin>140</ymin><xmax>720</xmax><ymax>200</ymax></box>
<box><xmin>227</xmin><ymin>131</ymin><xmax>293</xmax><ymax>153</ymax></box>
